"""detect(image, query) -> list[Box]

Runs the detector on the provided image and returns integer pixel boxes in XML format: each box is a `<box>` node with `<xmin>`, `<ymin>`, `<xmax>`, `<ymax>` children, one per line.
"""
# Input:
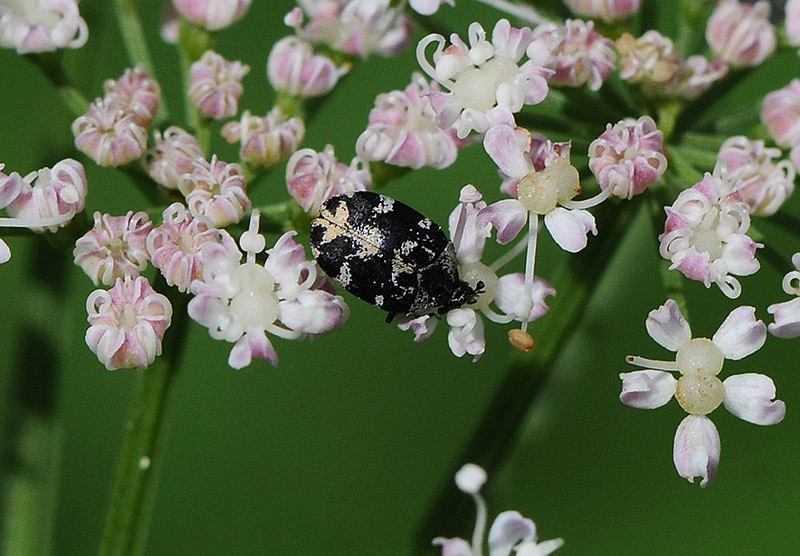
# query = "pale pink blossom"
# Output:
<box><xmin>767</xmin><ymin>253</ymin><xmax>800</xmax><ymax>338</ymax></box>
<box><xmin>74</xmin><ymin>211</ymin><xmax>153</xmax><ymax>286</ymax></box>
<box><xmin>588</xmin><ymin>116</ymin><xmax>667</xmax><ymax>198</ymax></box>
<box><xmin>179</xmin><ymin>155</ymin><xmax>251</xmax><ymax>227</ymax></box>
<box><xmin>527</xmin><ymin>19</ymin><xmax>616</xmax><ymax>91</ymax></box>
<box><xmin>0</xmin><ymin>0</ymin><xmax>88</xmax><ymax>54</ymax></box>
<box><xmin>564</xmin><ymin>0</ymin><xmax>641</xmax><ymax>22</ymax></box>
<box><xmin>621</xmin><ymin>299</ymin><xmax>784</xmax><ymax>487</ymax></box>
<box><xmin>189</xmin><ymin>51</ymin><xmax>249</xmax><ymax>120</ymax></box>
<box><xmin>72</xmin><ymin>99</ymin><xmax>149</xmax><ymax>167</ymax></box>
<box><xmin>172</xmin><ymin>0</ymin><xmax>251</xmax><ymax>31</ymax></box>
<box><xmin>433</xmin><ymin>463</ymin><xmax>564</xmax><ymax>556</ymax></box>
<box><xmin>761</xmin><ymin>79</ymin><xmax>800</xmax><ymax>148</ymax></box>
<box><xmin>416</xmin><ymin>19</ymin><xmax>552</xmax><ymax>138</ymax></box>
<box><xmin>355</xmin><ymin>73</ymin><xmax>460</xmax><ymax>170</ymax></box>
<box><xmin>285</xmin><ymin>144</ymin><xmax>371</xmax><ymax>215</ymax></box>
<box><xmin>267</xmin><ymin>36</ymin><xmax>349</xmax><ymax>98</ymax></box>
<box><xmin>147</xmin><ymin>203</ymin><xmax>239</xmax><ymax>292</ymax></box>
<box><xmin>482</xmin><ymin>127</ymin><xmax>601</xmax><ymax>253</ymax></box>
<box><xmin>0</xmin><ymin>164</ymin><xmax>25</xmax><ymax>263</ymax></box>
<box><xmin>659</xmin><ymin>173</ymin><xmax>761</xmax><ymax>298</ymax></box>
<box><xmin>104</xmin><ymin>65</ymin><xmax>162</xmax><ymax>127</ymax></box>
<box><xmin>145</xmin><ymin>127</ymin><xmax>205</xmax><ymax>190</ymax></box>
<box><xmin>617</xmin><ymin>31</ymin><xmax>681</xmax><ymax>85</ymax></box>
<box><xmin>7</xmin><ymin>158</ymin><xmax>87</xmax><ymax>232</ymax></box>
<box><xmin>285</xmin><ymin>0</ymin><xmax>413</xmax><ymax>58</ymax></box>
<box><xmin>713</xmin><ymin>136</ymin><xmax>795</xmax><ymax>216</ymax></box>
<box><xmin>705</xmin><ymin>0</ymin><xmax>775</xmax><ymax>68</ymax></box>
<box><xmin>188</xmin><ymin>210</ymin><xmax>348</xmax><ymax>369</ymax></box>
<box><xmin>85</xmin><ymin>276</ymin><xmax>172</xmax><ymax>370</ymax></box>
<box><xmin>642</xmin><ymin>54</ymin><xmax>728</xmax><ymax>100</ymax></box>
<box><xmin>221</xmin><ymin>107</ymin><xmax>305</xmax><ymax>167</ymax></box>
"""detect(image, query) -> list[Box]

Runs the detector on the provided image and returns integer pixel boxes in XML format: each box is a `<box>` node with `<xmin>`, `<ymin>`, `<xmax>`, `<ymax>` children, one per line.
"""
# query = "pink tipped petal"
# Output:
<box><xmin>483</xmin><ymin>125</ymin><xmax>532</xmax><ymax>179</ymax></box>
<box><xmin>446</xmin><ymin>308</ymin><xmax>485</xmax><ymax>361</ymax></box>
<box><xmin>767</xmin><ymin>297</ymin><xmax>800</xmax><ymax>338</ymax></box>
<box><xmin>479</xmin><ymin>200</ymin><xmax>527</xmax><ymax>244</ymax></box>
<box><xmin>619</xmin><ymin>370</ymin><xmax>677</xmax><ymax>409</ymax></box>
<box><xmin>723</xmin><ymin>373</ymin><xmax>786</xmax><ymax>425</ymax></box>
<box><xmin>711</xmin><ymin>305</ymin><xmax>766</xmax><ymax>360</ymax></box>
<box><xmin>543</xmin><ymin>207</ymin><xmax>596</xmax><ymax>253</ymax></box>
<box><xmin>487</xmin><ymin>510</ymin><xmax>536</xmax><ymax>556</ymax></box>
<box><xmin>396</xmin><ymin>314</ymin><xmax>439</xmax><ymax>341</ymax></box>
<box><xmin>673</xmin><ymin>415</ymin><xmax>720</xmax><ymax>488</ymax></box>
<box><xmin>721</xmin><ymin>234</ymin><xmax>762</xmax><ymax>275</ymax></box>
<box><xmin>228</xmin><ymin>330</ymin><xmax>278</xmax><ymax>369</ymax></box>
<box><xmin>645</xmin><ymin>299</ymin><xmax>691</xmax><ymax>351</ymax></box>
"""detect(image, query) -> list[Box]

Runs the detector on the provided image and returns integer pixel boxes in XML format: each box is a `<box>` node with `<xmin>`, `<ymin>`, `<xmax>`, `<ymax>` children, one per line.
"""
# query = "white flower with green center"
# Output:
<box><xmin>620</xmin><ymin>299</ymin><xmax>785</xmax><ymax>487</ymax></box>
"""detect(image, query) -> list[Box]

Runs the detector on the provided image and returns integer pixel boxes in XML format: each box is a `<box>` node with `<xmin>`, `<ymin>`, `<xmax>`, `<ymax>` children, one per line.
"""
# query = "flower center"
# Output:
<box><xmin>452</xmin><ymin>57</ymin><xmax>518</xmax><ymax>111</ymax></box>
<box><xmin>516</xmin><ymin>159</ymin><xmax>580</xmax><ymax>214</ymax></box>
<box><xmin>674</xmin><ymin>338</ymin><xmax>725</xmax><ymax>415</ymax></box>
<box><xmin>119</xmin><ymin>303</ymin><xmax>139</xmax><ymax>331</ymax></box>
<box><xmin>691</xmin><ymin>207</ymin><xmax>723</xmax><ymax>259</ymax></box>
<box><xmin>459</xmin><ymin>261</ymin><xmax>498</xmax><ymax>309</ymax></box>
<box><xmin>229</xmin><ymin>262</ymin><xmax>279</xmax><ymax>329</ymax></box>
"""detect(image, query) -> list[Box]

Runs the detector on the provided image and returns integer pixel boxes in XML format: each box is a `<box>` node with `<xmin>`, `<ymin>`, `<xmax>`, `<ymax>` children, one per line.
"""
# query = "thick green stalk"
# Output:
<box><xmin>97</xmin><ymin>289</ymin><xmax>188</xmax><ymax>556</ymax></box>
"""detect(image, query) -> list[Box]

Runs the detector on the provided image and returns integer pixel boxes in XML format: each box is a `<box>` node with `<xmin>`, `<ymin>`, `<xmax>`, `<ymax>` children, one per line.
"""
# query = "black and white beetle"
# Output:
<box><xmin>310</xmin><ymin>191</ymin><xmax>482</xmax><ymax>322</ymax></box>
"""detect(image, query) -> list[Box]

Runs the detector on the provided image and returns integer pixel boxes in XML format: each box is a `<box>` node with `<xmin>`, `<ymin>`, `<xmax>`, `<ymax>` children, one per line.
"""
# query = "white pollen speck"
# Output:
<box><xmin>339</xmin><ymin>262</ymin><xmax>352</xmax><ymax>286</ymax></box>
<box><xmin>139</xmin><ymin>456</ymin><xmax>151</xmax><ymax>470</ymax></box>
<box><xmin>374</xmin><ymin>197</ymin><xmax>394</xmax><ymax>213</ymax></box>
<box><xmin>418</xmin><ymin>218</ymin><xmax>431</xmax><ymax>229</ymax></box>
<box><xmin>375</xmin><ymin>295</ymin><xmax>384</xmax><ymax>307</ymax></box>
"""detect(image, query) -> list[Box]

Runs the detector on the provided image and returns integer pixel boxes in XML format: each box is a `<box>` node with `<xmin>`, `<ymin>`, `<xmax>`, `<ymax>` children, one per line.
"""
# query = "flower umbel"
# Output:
<box><xmin>620</xmin><ymin>299</ymin><xmax>785</xmax><ymax>486</ymax></box>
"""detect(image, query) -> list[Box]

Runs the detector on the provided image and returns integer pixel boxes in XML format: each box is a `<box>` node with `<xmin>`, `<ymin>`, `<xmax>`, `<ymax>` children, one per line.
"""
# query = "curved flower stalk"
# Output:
<box><xmin>433</xmin><ymin>463</ymin><xmax>564</xmax><ymax>556</ymax></box>
<box><xmin>620</xmin><ymin>299</ymin><xmax>784</xmax><ymax>487</ymax></box>
<box><xmin>767</xmin><ymin>253</ymin><xmax>800</xmax><ymax>338</ymax></box>
<box><xmin>284</xmin><ymin>0</ymin><xmax>413</xmax><ymax>58</ymax></box>
<box><xmin>416</xmin><ymin>18</ymin><xmax>552</xmax><ymax>139</ymax></box>
<box><xmin>0</xmin><ymin>0</ymin><xmax>88</xmax><ymax>54</ymax></box>
<box><xmin>188</xmin><ymin>210</ymin><xmax>349</xmax><ymax>369</ymax></box>
<box><xmin>658</xmin><ymin>173</ymin><xmax>761</xmax><ymax>299</ymax></box>
<box><xmin>356</xmin><ymin>73</ymin><xmax>461</xmax><ymax>170</ymax></box>
<box><xmin>397</xmin><ymin>186</ymin><xmax>555</xmax><ymax>361</ymax></box>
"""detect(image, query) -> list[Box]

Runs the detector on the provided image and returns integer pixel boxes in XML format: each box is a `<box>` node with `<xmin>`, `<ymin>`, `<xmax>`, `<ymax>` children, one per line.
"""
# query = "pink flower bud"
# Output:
<box><xmin>179</xmin><ymin>156</ymin><xmax>251</xmax><ymax>227</ymax></box>
<box><xmin>285</xmin><ymin>145</ymin><xmax>371</xmax><ymax>214</ymax></box>
<box><xmin>147</xmin><ymin>203</ymin><xmax>240</xmax><ymax>292</ymax></box>
<box><xmin>189</xmin><ymin>51</ymin><xmax>249</xmax><ymax>120</ymax></box>
<box><xmin>564</xmin><ymin>0</ymin><xmax>641</xmax><ymax>22</ymax></box>
<box><xmin>221</xmin><ymin>108</ymin><xmax>305</xmax><ymax>167</ymax></box>
<box><xmin>73</xmin><ymin>99</ymin><xmax>148</xmax><ymax>167</ymax></box>
<box><xmin>145</xmin><ymin>127</ymin><xmax>205</xmax><ymax>190</ymax></box>
<box><xmin>104</xmin><ymin>65</ymin><xmax>162</xmax><ymax>127</ymax></box>
<box><xmin>74</xmin><ymin>211</ymin><xmax>153</xmax><ymax>286</ymax></box>
<box><xmin>85</xmin><ymin>276</ymin><xmax>172</xmax><ymax>370</ymax></box>
<box><xmin>787</xmin><ymin>0</ymin><xmax>800</xmax><ymax>48</ymax></box>
<box><xmin>0</xmin><ymin>0</ymin><xmax>88</xmax><ymax>53</ymax></box>
<box><xmin>588</xmin><ymin>116</ymin><xmax>667</xmax><ymax>198</ymax></box>
<box><xmin>267</xmin><ymin>37</ymin><xmax>349</xmax><ymax>98</ymax></box>
<box><xmin>761</xmin><ymin>79</ymin><xmax>800</xmax><ymax>148</ymax></box>
<box><xmin>705</xmin><ymin>0</ymin><xmax>775</xmax><ymax>68</ymax></box>
<box><xmin>172</xmin><ymin>0</ymin><xmax>251</xmax><ymax>31</ymax></box>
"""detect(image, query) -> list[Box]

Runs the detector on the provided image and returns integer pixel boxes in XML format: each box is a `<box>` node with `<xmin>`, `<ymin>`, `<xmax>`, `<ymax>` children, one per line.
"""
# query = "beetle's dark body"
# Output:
<box><xmin>310</xmin><ymin>191</ymin><xmax>478</xmax><ymax>321</ymax></box>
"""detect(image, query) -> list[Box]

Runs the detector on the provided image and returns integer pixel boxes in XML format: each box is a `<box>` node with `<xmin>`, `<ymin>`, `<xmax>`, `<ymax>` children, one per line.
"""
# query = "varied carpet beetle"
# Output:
<box><xmin>310</xmin><ymin>191</ymin><xmax>482</xmax><ymax>322</ymax></box>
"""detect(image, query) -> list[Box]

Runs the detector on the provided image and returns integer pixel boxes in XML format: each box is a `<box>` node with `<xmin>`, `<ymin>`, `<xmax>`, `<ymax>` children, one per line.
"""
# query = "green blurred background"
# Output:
<box><xmin>1</xmin><ymin>1</ymin><xmax>800</xmax><ymax>554</ymax></box>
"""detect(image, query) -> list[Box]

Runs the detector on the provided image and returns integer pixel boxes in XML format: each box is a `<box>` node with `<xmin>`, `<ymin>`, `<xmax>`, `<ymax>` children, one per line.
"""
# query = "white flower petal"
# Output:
<box><xmin>645</xmin><ymin>299</ymin><xmax>691</xmax><ymax>351</ymax></box>
<box><xmin>432</xmin><ymin>537</ymin><xmax>473</xmax><ymax>556</ymax></box>
<box><xmin>619</xmin><ymin>370</ymin><xmax>677</xmax><ymax>409</ymax></box>
<box><xmin>673</xmin><ymin>415</ymin><xmax>720</xmax><ymax>487</ymax></box>
<box><xmin>487</xmin><ymin>510</ymin><xmax>536</xmax><ymax>556</ymax></box>
<box><xmin>767</xmin><ymin>297</ymin><xmax>800</xmax><ymax>338</ymax></box>
<box><xmin>723</xmin><ymin>373</ymin><xmax>786</xmax><ymax>425</ymax></box>
<box><xmin>516</xmin><ymin>538</ymin><xmax>565</xmax><ymax>556</ymax></box>
<box><xmin>711</xmin><ymin>305</ymin><xmax>766</xmax><ymax>360</ymax></box>
<box><xmin>483</xmin><ymin>124</ymin><xmax>532</xmax><ymax>179</ymax></box>
<box><xmin>543</xmin><ymin>207</ymin><xmax>595</xmax><ymax>253</ymax></box>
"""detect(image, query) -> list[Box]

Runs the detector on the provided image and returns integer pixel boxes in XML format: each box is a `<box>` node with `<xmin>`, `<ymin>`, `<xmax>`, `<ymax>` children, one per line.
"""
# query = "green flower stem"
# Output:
<box><xmin>665</xmin><ymin>144</ymin><xmax>705</xmax><ymax>185</ymax></box>
<box><xmin>97</xmin><ymin>286</ymin><xmax>189</xmax><ymax>556</ymax></box>
<box><xmin>646</xmin><ymin>194</ymin><xmax>690</xmax><ymax>317</ymax></box>
<box><xmin>668</xmin><ymin>143</ymin><xmax>719</xmax><ymax>173</ymax></box>
<box><xmin>113</xmin><ymin>0</ymin><xmax>169</xmax><ymax>121</ymax></box>
<box><xmin>417</xmin><ymin>198</ymin><xmax>642</xmax><ymax>546</ymax></box>
<box><xmin>27</xmin><ymin>52</ymin><xmax>90</xmax><ymax>117</ymax></box>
